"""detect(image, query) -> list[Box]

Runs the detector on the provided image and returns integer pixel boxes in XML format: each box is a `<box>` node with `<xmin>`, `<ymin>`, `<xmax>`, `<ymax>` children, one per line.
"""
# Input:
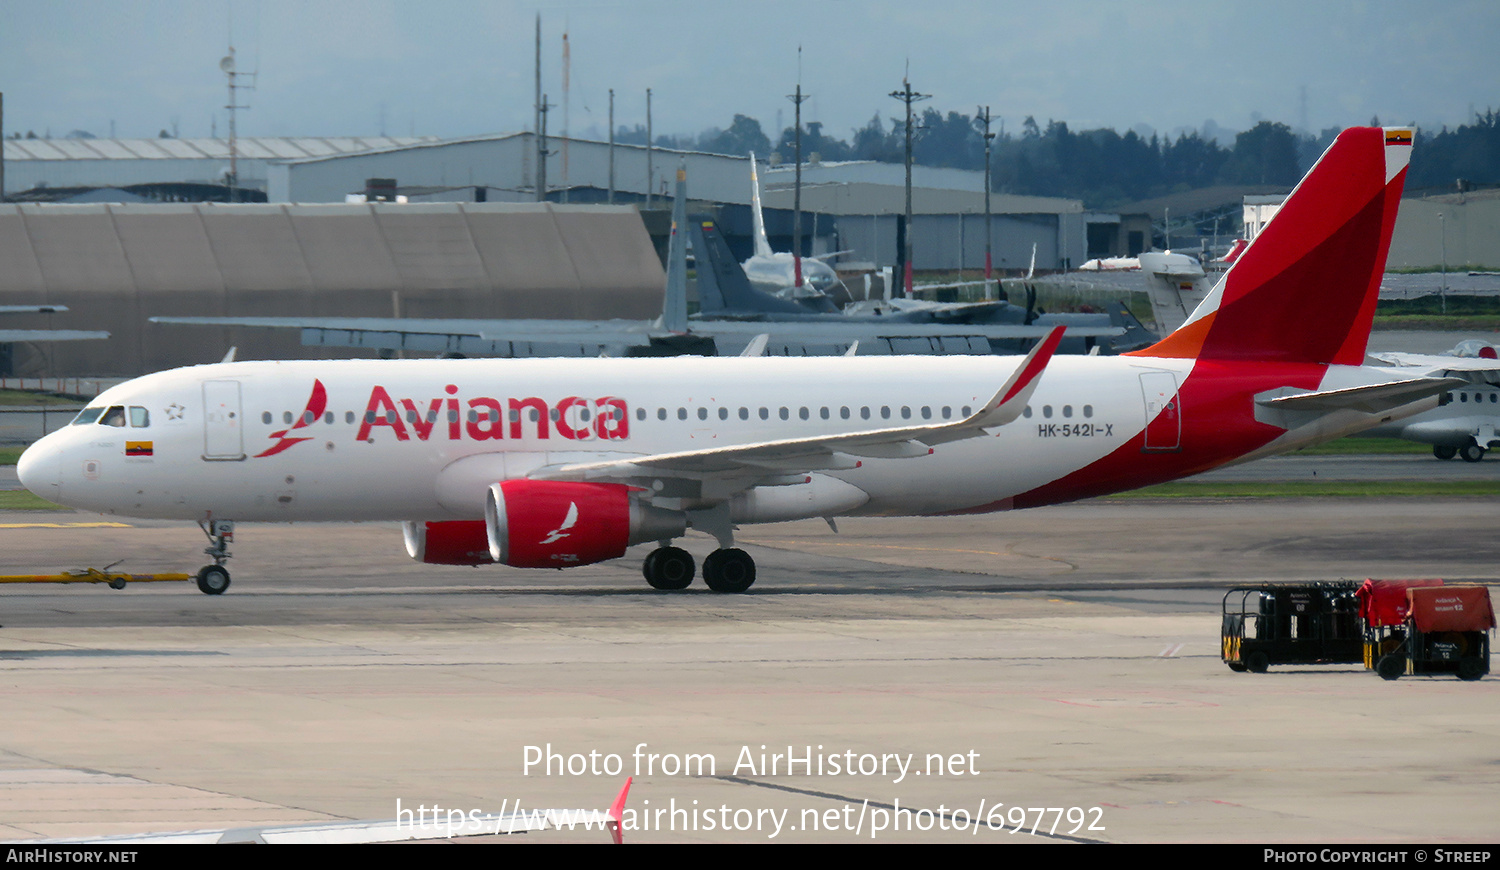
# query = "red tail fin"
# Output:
<box><xmin>1132</xmin><ymin>127</ymin><xmax>1411</xmax><ymax>365</ymax></box>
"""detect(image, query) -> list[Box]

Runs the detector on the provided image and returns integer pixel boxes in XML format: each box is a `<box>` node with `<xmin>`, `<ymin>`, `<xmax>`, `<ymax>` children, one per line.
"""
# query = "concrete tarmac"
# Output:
<box><xmin>0</xmin><ymin>501</ymin><xmax>1496</xmax><ymax>844</ymax></box>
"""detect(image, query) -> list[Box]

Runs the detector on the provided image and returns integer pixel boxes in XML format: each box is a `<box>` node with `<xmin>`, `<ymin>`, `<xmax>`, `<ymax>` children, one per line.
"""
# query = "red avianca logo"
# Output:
<box><xmin>255</xmin><ymin>380</ymin><xmax>630</xmax><ymax>458</ymax></box>
<box><xmin>254</xmin><ymin>379</ymin><xmax>328</xmax><ymax>458</ymax></box>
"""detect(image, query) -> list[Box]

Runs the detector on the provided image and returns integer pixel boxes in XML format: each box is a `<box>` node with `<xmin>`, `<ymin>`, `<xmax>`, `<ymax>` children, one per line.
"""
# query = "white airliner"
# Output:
<box><xmin>19</xmin><ymin>128</ymin><xmax>1456</xmax><ymax>595</ymax></box>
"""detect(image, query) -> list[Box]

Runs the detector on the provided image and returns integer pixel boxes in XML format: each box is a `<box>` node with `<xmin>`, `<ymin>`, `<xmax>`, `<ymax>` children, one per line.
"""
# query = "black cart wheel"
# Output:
<box><xmin>1376</xmin><ymin>654</ymin><xmax>1404</xmax><ymax>681</ymax></box>
<box><xmin>1245</xmin><ymin>651</ymin><xmax>1269</xmax><ymax>674</ymax></box>
<box><xmin>1226</xmin><ymin>662</ymin><xmax>1248</xmax><ymax>673</ymax></box>
<box><xmin>1457</xmin><ymin>658</ymin><xmax>1485</xmax><ymax>681</ymax></box>
<box><xmin>196</xmin><ymin>565</ymin><xmax>231</xmax><ymax>595</ymax></box>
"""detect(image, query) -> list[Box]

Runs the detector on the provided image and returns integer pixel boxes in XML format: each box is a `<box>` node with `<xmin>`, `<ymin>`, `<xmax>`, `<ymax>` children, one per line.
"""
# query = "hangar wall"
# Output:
<box><xmin>0</xmin><ymin>202</ymin><xmax>664</xmax><ymax>377</ymax></box>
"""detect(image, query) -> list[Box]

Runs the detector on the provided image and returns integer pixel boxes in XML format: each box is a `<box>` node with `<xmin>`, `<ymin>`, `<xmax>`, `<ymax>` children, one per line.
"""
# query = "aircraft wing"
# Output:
<box><xmin>0</xmin><ymin>305</ymin><xmax>70</xmax><ymax>315</ymax></box>
<box><xmin>150</xmin><ymin>314</ymin><xmax>1120</xmax><ymax>356</ymax></box>
<box><xmin>1258</xmin><ymin>376</ymin><xmax>1466</xmax><ymax>415</ymax></box>
<box><xmin>534</xmin><ymin>326</ymin><xmax>1064</xmax><ymax>488</ymax></box>
<box><xmin>0</xmin><ymin>330</ymin><xmax>110</xmax><ymax>342</ymax></box>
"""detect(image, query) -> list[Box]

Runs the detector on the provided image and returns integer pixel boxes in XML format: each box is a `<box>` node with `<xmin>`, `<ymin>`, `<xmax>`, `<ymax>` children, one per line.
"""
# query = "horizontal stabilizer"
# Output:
<box><xmin>1258</xmin><ymin>377</ymin><xmax>1464</xmax><ymax>415</ymax></box>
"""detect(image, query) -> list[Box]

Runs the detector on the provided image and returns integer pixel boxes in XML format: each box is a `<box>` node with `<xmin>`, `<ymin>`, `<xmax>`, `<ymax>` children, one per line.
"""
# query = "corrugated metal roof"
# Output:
<box><xmin>2</xmin><ymin>136</ymin><xmax>441</xmax><ymax>161</ymax></box>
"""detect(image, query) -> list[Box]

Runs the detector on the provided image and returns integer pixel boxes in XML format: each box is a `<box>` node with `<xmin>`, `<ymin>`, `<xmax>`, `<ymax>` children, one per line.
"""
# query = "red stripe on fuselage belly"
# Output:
<box><xmin>941</xmin><ymin>360</ymin><xmax>1326</xmax><ymax>514</ymax></box>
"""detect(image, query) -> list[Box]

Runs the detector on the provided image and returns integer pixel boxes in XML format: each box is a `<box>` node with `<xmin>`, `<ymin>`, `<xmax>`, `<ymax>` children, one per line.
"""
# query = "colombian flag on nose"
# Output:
<box><xmin>126</xmin><ymin>441</ymin><xmax>153</xmax><ymax>457</ymax></box>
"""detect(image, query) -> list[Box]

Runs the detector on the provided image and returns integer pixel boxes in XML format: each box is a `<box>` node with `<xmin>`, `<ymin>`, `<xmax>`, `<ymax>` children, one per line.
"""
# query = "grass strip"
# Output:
<box><xmin>0</xmin><ymin>490</ymin><xmax>67</xmax><ymax>511</ymax></box>
<box><xmin>1108</xmin><ymin>480</ymin><xmax>1500</xmax><ymax>499</ymax></box>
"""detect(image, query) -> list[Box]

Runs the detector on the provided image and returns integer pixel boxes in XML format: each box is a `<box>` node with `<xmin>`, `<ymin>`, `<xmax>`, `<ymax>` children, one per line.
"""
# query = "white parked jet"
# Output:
<box><xmin>19</xmin><ymin>128</ymin><xmax>1455</xmax><ymax>595</ymax></box>
<box><xmin>743</xmin><ymin>152</ymin><xmax>848</xmax><ymax>303</ymax></box>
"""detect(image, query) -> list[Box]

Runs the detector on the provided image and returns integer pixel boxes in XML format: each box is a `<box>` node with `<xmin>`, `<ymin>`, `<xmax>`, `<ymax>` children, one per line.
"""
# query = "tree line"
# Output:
<box><xmin>615</xmin><ymin>108</ymin><xmax>1500</xmax><ymax>208</ymax></box>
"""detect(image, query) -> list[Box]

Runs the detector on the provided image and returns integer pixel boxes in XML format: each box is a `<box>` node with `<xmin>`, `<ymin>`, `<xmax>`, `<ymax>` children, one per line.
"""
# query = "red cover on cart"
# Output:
<box><xmin>1407</xmin><ymin>586</ymin><xmax>1496</xmax><ymax>633</ymax></box>
<box><xmin>1357</xmin><ymin>578</ymin><xmax>1443</xmax><ymax>627</ymax></box>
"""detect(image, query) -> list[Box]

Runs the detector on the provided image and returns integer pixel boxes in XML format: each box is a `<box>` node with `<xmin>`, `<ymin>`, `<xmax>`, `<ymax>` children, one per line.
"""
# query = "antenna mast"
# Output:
<box><xmin>220</xmin><ymin>47</ymin><xmax>255</xmax><ymax>203</ymax></box>
<box><xmin>889</xmin><ymin>73</ymin><xmax>930</xmax><ymax>298</ymax></box>
<box><xmin>787</xmin><ymin>46</ymin><xmax>810</xmax><ymax>287</ymax></box>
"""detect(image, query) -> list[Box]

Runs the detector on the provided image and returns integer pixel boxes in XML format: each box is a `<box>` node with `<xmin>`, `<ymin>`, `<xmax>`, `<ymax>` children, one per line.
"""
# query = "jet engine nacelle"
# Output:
<box><xmin>403</xmin><ymin>520</ymin><xmax>494</xmax><ymax>565</ymax></box>
<box><xmin>485</xmin><ymin>479</ymin><xmax>686</xmax><ymax>569</ymax></box>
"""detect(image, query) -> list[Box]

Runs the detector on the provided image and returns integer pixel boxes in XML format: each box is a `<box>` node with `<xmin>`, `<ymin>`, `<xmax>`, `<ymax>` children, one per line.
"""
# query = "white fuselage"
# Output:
<box><xmin>23</xmin><ymin>354</ymin><xmax>1207</xmax><ymax>524</ymax></box>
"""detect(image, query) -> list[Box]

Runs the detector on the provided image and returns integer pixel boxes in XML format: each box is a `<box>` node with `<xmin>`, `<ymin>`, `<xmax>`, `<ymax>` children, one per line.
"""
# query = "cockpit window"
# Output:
<box><xmin>71</xmin><ymin>407</ymin><xmax>105</xmax><ymax>426</ymax></box>
<box><xmin>99</xmin><ymin>406</ymin><xmax>127</xmax><ymax>427</ymax></box>
<box><xmin>129</xmin><ymin>406</ymin><xmax>150</xmax><ymax>428</ymax></box>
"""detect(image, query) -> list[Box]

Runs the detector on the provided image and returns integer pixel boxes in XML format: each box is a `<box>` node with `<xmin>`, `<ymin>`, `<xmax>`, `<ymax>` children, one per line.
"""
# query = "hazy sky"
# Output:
<box><xmin>3</xmin><ymin>0</ymin><xmax>1497</xmax><ymax>145</ymax></box>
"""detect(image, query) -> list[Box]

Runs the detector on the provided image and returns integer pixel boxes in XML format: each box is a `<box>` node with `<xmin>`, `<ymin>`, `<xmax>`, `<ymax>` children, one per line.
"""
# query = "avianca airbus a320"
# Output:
<box><xmin>18</xmin><ymin>128</ymin><xmax>1456</xmax><ymax>594</ymax></box>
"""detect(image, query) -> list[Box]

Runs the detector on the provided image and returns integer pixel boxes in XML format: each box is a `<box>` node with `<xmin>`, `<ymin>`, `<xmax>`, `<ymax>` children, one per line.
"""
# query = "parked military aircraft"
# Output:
<box><xmin>689</xmin><ymin>212</ymin><xmax>1148</xmax><ymax>355</ymax></box>
<box><xmin>151</xmin><ymin>169</ymin><xmax>1115</xmax><ymax>358</ymax></box>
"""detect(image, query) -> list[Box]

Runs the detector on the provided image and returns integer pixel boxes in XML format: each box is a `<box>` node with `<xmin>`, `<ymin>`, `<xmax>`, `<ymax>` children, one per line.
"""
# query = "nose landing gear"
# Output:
<box><xmin>196</xmin><ymin>519</ymin><xmax>234</xmax><ymax>595</ymax></box>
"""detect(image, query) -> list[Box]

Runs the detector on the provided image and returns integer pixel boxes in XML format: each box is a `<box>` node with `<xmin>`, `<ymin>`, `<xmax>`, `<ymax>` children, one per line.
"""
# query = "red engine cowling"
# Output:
<box><xmin>403</xmin><ymin>520</ymin><xmax>494</xmax><ymax>566</ymax></box>
<box><xmin>485</xmin><ymin>479</ymin><xmax>685</xmax><ymax>569</ymax></box>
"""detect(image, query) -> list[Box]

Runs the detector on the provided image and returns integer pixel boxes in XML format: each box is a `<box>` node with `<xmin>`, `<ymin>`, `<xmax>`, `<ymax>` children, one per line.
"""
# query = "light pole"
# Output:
<box><xmin>977</xmin><ymin>105</ymin><xmax>996</xmax><ymax>296</ymax></box>
<box><xmin>889</xmin><ymin>77</ymin><xmax>930</xmax><ymax>298</ymax></box>
<box><xmin>1439</xmin><ymin>211</ymin><xmax>1448</xmax><ymax>314</ymax></box>
<box><xmin>788</xmin><ymin>78</ymin><xmax>809</xmax><ymax>287</ymax></box>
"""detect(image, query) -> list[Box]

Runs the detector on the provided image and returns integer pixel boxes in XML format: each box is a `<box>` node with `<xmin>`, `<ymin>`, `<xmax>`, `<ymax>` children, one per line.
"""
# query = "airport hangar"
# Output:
<box><xmin>2</xmin><ymin>132</ymin><xmax>1137</xmax><ymax>377</ymax></box>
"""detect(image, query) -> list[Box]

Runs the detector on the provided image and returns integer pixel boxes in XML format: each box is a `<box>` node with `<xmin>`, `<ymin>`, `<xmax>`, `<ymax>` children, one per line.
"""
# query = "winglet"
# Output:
<box><xmin>608</xmin><ymin>777</ymin><xmax>632</xmax><ymax>845</ymax></box>
<box><xmin>970</xmin><ymin>324</ymin><xmax>1064</xmax><ymax>429</ymax></box>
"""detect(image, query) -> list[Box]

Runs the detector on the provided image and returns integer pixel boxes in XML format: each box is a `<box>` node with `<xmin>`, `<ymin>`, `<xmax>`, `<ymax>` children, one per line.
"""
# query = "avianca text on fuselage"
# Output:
<box><xmin>351</xmin><ymin>384</ymin><xmax>630</xmax><ymax>445</ymax></box>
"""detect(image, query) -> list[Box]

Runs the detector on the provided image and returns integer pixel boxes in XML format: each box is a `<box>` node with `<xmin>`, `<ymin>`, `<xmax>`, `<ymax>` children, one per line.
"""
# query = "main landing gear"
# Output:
<box><xmin>195</xmin><ymin>519</ymin><xmax>234</xmax><ymax>595</ymax></box>
<box><xmin>1435</xmin><ymin>439</ymin><xmax>1489</xmax><ymax>462</ymax></box>
<box><xmin>641</xmin><ymin>544</ymin><xmax>756</xmax><ymax>593</ymax></box>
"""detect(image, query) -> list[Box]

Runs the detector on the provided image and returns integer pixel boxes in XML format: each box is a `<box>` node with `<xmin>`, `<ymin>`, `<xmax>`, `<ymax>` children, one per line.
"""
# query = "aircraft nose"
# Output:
<box><xmin>16</xmin><ymin>440</ymin><xmax>62</xmax><ymax>502</ymax></box>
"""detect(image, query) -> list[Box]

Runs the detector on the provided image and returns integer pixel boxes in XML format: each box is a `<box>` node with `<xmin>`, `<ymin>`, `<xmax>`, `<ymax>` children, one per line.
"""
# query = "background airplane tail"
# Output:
<box><xmin>748</xmin><ymin>153</ymin><xmax>774</xmax><ymax>259</ymax></box>
<box><xmin>1131</xmin><ymin>127</ymin><xmax>1412</xmax><ymax>365</ymax></box>
<box><xmin>688</xmin><ymin>214</ymin><xmax>820</xmax><ymax>315</ymax></box>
